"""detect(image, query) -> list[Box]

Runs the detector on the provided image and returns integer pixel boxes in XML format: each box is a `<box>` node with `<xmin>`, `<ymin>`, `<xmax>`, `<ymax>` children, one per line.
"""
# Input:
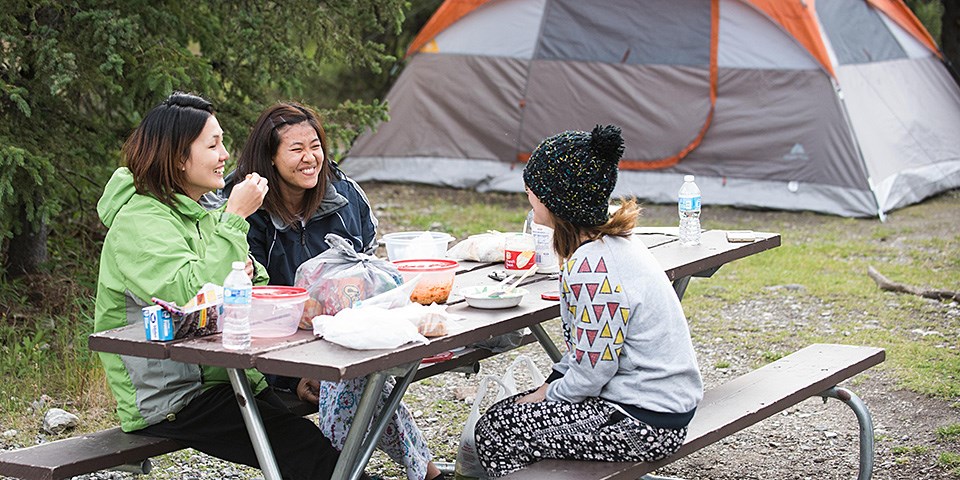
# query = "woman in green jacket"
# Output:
<box><xmin>94</xmin><ymin>92</ymin><xmax>347</xmax><ymax>479</ymax></box>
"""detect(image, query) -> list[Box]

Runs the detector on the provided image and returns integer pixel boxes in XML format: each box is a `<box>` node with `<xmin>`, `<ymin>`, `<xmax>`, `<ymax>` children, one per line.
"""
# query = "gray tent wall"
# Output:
<box><xmin>342</xmin><ymin>0</ymin><xmax>960</xmax><ymax>217</ymax></box>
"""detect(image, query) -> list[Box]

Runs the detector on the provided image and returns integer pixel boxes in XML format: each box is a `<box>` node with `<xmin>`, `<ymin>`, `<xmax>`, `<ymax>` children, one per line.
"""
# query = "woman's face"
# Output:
<box><xmin>182</xmin><ymin>115</ymin><xmax>228</xmax><ymax>201</ymax></box>
<box><xmin>526</xmin><ymin>185</ymin><xmax>553</xmax><ymax>228</ymax></box>
<box><xmin>273</xmin><ymin>122</ymin><xmax>323</xmax><ymax>193</ymax></box>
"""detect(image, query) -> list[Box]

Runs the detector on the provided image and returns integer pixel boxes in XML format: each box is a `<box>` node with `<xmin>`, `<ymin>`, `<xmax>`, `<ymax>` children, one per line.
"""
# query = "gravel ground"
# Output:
<box><xmin>3</xmin><ymin>183</ymin><xmax>957</xmax><ymax>480</ymax></box>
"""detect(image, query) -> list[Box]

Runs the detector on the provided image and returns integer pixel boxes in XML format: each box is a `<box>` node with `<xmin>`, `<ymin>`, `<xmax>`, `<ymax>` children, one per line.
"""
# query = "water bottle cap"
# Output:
<box><xmin>684</xmin><ymin>175</ymin><xmax>695</xmax><ymax>182</ymax></box>
<box><xmin>232</xmin><ymin>261</ymin><xmax>245</xmax><ymax>270</ymax></box>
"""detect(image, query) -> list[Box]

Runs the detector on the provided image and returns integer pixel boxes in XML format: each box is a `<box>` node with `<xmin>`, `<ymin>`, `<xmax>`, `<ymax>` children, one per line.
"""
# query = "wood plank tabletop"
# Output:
<box><xmin>89</xmin><ymin>229</ymin><xmax>781</xmax><ymax>380</ymax></box>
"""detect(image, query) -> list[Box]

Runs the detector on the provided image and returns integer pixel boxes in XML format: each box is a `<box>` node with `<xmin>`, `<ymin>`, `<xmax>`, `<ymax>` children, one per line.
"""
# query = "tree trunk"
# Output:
<box><xmin>944</xmin><ymin>0</ymin><xmax>960</xmax><ymax>82</ymax></box>
<box><xmin>3</xmin><ymin>205</ymin><xmax>48</xmax><ymax>277</ymax></box>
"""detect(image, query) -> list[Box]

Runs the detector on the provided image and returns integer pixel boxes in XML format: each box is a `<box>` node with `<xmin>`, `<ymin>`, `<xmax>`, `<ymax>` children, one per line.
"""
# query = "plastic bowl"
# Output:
<box><xmin>393</xmin><ymin>259</ymin><xmax>459</xmax><ymax>305</ymax></box>
<box><xmin>460</xmin><ymin>285</ymin><xmax>528</xmax><ymax>309</ymax></box>
<box><xmin>249</xmin><ymin>286</ymin><xmax>308</xmax><ymax>338</ymax></box>
<box><xmin>382</xmin><ymin>231</ymin><xmax>455</xmax><ymax>261</ymax></box>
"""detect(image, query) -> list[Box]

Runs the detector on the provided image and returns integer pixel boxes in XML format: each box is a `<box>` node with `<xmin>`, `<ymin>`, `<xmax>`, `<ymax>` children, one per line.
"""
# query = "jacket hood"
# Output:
<box><xmin>97</xmin><ymin>167</ymin><xmax>209</xmax><ymax>228</ymax></box>
<box><xmin>97</xmin><ymin>168</ymin><xmax>137</xmax><ymax>228</ymax></box>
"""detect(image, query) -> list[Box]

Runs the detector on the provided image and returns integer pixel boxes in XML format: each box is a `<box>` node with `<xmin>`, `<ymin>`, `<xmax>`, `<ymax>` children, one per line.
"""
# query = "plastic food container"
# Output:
<box><xmin>249</xmin><ymin>286</ymin><xmax>309</xmax><ymax>338</ymax></box>
<box><xmin>460</xmin><ymin>285</ymin><xmax>528</xmax><ymax>309</ymax></box>
<box><xmin>382</xmin><ymin>232</ymin><xmax>455</xmax><ymax>261</ymax></box>
<box><xmin>393</xmin><ymin>259</ymin><xmax>459</xmax><ymax>305</ymax></box>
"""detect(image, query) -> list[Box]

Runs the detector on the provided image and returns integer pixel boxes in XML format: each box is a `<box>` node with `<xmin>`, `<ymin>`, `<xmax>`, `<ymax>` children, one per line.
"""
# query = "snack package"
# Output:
<box><xmin>149</xmin><ymin>283</ymin><xmax>224</xmax><ymax>340</ymax></box>
<box><xmin>295</xmin><ymin>233</ymin><xmax>403</xmax><ymax>328</ymax></box>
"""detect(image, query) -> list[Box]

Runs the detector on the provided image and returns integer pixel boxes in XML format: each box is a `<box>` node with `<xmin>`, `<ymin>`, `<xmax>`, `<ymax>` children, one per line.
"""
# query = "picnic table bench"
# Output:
<box><xmin>501</xmin><ymin>343</ymin><xmax>885</xmax><ymax>480</ymax></box>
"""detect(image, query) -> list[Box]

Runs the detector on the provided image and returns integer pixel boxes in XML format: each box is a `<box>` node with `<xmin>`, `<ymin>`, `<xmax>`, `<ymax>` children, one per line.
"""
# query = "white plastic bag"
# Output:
<box><xmin>494</xmin><ymin>355</ymin><xmax>547</xmax><ymax>402</ymax></box>
<box><xmin>312</xmin><ymin>306</ymin><xmax>428</xmax><ymax>350</ymax></box>
<box><xmin>447</xmin><ymin>232</ymin><xmax>507</xmax><ymax>262</ymax></box>
<box><xmin>454</xmin><ymin>375</ymin><xmax>508</xmax><ymax>480</ymax></box>
<box><xmin>455</xmin><ymin>355</ymin><xmax>546</xmax><ymax>479</ymax></box>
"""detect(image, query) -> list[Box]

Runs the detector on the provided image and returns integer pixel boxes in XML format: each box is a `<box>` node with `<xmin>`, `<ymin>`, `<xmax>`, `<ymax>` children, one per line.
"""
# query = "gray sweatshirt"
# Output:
<box><xmin>546</xmin><ymin>235</ymin><xmax>703</xmax><ymax>424</ymax></box>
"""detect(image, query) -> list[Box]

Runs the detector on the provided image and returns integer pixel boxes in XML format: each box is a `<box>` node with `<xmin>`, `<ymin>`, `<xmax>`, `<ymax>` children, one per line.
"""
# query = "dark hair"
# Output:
<box><xmin>121</xmin><ymin>92</ymin><xmax>215</xmax><ymax>207</ymax></box>
<box><xmin>551</xmin><ymin>198</ymin><xmax>641</xmax><ymax>260</ymax></box>
<box><xmin>236</xmin><ymin>102</ymin><xmax>333</xmax><ymax>225</ymax></box>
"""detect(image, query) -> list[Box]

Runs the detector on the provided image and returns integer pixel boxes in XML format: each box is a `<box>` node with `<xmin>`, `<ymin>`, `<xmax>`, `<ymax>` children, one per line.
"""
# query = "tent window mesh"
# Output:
<box><xmin>536</xmin><ymin>0</ymin><xmax>711</xmax><ymax>66</ymax></box>
<box><xmin>817</xmin><ymin>0</ymin><xmax>906</xmax><ymax>65</ymax></box>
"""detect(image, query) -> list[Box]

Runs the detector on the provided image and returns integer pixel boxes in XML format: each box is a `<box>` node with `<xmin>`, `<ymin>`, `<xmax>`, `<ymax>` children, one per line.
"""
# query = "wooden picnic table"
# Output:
<box><xmin>88</xmin><ymin>229</ymin><xmax>780</xmax><ymax>480</ymax></box>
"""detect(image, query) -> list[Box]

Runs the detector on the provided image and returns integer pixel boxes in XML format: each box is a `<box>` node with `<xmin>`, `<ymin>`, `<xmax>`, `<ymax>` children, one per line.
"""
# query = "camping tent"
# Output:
<box><xmin>341</xmin><ymin>0</ymin><xmax>960</xmax><ymax>218</ymax></box>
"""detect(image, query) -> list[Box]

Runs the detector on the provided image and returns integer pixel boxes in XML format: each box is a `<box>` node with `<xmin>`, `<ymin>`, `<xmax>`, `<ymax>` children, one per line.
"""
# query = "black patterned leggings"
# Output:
<box><xmin>474</xmin><ymin>393</ymin><xmax>687</xmax><ymax>478</ymax></box>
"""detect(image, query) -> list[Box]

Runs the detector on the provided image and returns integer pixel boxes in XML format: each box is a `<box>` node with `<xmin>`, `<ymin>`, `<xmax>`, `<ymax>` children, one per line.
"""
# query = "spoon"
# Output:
<box><xmin>487</xmin><ymin>274</ymin><xmax>517</xmax><ymax>298</ymax></box>
<box><xmin>493</xmin><ymin>265</ymin><xmax>538</xmax><ymax>297</ymax></box>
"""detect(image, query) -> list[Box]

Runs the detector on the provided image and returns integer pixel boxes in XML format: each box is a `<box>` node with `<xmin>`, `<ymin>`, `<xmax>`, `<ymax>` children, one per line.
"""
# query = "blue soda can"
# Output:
<box><xmin>142</xmin><ymin>305</ymin><xmax>174</xmax><ymax>341</ymax></box>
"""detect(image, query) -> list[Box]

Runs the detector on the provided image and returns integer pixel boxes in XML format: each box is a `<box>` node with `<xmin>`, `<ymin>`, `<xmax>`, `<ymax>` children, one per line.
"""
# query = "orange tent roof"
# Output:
<box><xmin>866</xmin><ymin>0</ymin><xmax>941</xmax><ymax>57</ymax></box>
<box><xmin>742</xmin><ymin>0</ymin><xmax>834</xmax><ymax>76</ymax></box>
<box><xmin>406</xmin><ymin>0</ymin><xmax>493</xmax><ymax>58</ymax></box>
<box><xmin>405</xmin><ymin>0</ymin><xmax>940</xmax><ymax>72</ymax></box>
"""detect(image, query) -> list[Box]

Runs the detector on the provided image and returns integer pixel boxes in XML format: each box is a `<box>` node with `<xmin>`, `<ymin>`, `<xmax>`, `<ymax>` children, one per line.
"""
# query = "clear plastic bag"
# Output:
<box><xmin>294</xmin><ymin>233</ymin><xmax>403</xmax><ymax>327</ymax></box>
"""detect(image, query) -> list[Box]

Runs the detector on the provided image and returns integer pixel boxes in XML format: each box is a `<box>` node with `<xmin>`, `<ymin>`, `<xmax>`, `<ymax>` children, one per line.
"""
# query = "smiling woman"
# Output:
<box><xmin>233</xmin><ymin>102</ymin><xmax>445</xmax><ymax>480</ymax></box>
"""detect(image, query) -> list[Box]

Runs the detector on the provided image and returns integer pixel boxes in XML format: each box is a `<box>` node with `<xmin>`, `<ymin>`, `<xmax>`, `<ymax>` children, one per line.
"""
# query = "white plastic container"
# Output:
<box><xmin>249</xmin><ymin>286</ymin><xmax>309</xmax><ymax>338</ymax></box>
<box><xmin>382</xmin><ymin>231</ymin><xmax>455</xmax><ymax>261</ymax></box>
<box><xmin>504</xmin><ymin>233</ymin><xmax>535</xmax><ymax>271</ymax></box>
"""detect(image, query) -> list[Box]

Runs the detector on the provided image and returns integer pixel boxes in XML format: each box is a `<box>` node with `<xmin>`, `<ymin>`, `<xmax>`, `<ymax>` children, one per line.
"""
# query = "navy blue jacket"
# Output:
<box><xmin>241</xmin><ymin>167</ymin><xmax>378</xmax><ymax>287</ymax></box>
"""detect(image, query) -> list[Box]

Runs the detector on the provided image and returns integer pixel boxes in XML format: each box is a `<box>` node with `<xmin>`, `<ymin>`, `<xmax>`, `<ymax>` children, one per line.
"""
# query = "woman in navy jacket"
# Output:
<box><xmin>234</xmin><ymin>103</ymin><xmax>443</xmax><ymax>480</ymax></box>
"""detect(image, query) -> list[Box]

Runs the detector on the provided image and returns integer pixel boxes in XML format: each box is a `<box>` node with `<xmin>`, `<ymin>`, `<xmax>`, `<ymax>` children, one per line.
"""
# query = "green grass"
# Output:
<box><xmin>940</xmin><ymin>424</ymin><xmax>960</xmax><ymax>441</ymax></box>
<box><xmin>893</xmin><ymin>445</ymin><xmax>931</xmax><ymax>455</ymax></box>
<box><xmin>939</xmin><ymin>451</ymin><xmax>960</xmax><ymax>476</ymax></box>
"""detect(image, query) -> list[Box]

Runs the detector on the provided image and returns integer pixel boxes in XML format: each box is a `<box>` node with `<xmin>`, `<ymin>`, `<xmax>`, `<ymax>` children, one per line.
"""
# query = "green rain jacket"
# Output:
<box><xmin>95</xmin><ymin>167</ymin><xmax>268</xmax><ymax>432</ymax></box>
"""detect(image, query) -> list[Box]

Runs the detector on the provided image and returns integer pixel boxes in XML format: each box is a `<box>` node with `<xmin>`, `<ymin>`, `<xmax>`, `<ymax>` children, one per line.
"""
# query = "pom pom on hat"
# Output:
<box><xmin>523</xmin><ymin>125</ymin><xmax>624</xmax><ymax>227</ymax></box>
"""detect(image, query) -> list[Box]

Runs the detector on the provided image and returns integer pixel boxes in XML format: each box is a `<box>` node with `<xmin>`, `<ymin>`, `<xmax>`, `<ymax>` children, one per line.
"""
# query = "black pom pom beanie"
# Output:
<box><xmin>522</xmin><ymin>124</ymin><xmax>624</xmax><ymax>227</ymax></box>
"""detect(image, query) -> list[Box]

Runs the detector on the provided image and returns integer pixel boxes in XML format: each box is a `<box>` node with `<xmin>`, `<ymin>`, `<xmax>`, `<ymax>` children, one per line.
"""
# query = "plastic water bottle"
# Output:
<box><xmin>678</xmin><ymin>175</ymin><xmax>701</xmax><ymax>246</ymax></box>
<box><xmin>222</xmin><ymin>261</ymin><xmax>252</xmax><ymax>350</ymax></box>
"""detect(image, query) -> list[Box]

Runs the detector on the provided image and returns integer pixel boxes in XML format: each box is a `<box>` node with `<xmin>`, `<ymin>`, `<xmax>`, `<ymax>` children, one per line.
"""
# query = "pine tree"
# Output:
<box><xmin>0</xmin><ymin>0</ymin><xmax>406</xmax><ymax>276</ymax></box>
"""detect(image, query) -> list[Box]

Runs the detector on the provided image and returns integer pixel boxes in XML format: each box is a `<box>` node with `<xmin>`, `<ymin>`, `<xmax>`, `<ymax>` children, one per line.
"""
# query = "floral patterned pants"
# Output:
<box><xmin>474</xmin><ymin>394</ymin><xmax>687</xmax><ymax>478</ymax></box>
<box><xmin>317</xmin><ymin>377</ymin><xmax>432</xmax><ymax>480</ymax></box>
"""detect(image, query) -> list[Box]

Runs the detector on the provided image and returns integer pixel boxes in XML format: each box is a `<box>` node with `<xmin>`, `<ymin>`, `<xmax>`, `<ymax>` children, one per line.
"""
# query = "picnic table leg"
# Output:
<box><xmin>672</xmin><ymin>276</ymin><xmax>692</xmax><ymax>300</ymax></box>
<box><xmin>347</xmin><ymin>361</ymin><xmax>420</xmax><ymax>480</ymax></box>
<box><xmin>332</xmin><ymin>370</ymin><xmax>390</xmax><ymax>480</ymax></box>
<box><xmin>530</xmin><ymin>322</ymin><xmax>563</xmax><ymax>362</ymax></box>
<box><xmin>820</xmin><ymin>386</ymin><xmax>875</xmax><ymax>480</ymax></box>
<box><xmin>226</xmin><ymin>368</ymin><xmax>282</xmax><ymax>480</ymax></box>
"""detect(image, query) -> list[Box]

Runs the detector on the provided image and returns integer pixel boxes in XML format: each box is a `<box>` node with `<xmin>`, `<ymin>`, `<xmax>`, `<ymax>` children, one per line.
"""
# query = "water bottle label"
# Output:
<box><xmin>679</xmin><ymin>196</ymin><xmax>701</xmax><ymax>211</ymax></box>
<box><xmin>223</xmin><ymin>287</ymin><xmax>252</xmax><ymax>305</ymax></box>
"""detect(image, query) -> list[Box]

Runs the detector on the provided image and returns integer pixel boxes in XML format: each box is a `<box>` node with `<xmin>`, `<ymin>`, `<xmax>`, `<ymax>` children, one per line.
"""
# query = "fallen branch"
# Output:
<box><xmin>867</xmin><ymin>266</ymin><xmax>960</xmax><ymax>303</ymax></box>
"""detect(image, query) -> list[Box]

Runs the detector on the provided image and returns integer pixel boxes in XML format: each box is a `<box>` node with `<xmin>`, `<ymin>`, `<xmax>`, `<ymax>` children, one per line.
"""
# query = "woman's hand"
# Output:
<box><xmin>297</xmin><ymin>378</ymin><xmax>320</xmax><ymax>405</ymax></box>
<box><xmin>516</xmin><ymin>383</ymin><xmax>549</xmax><ymax>404</ymax></box>
<box><xmin>244</xmin><ymin>257</ymin><xmax>255</xmax><ymax>280</ymax></box>
<box><xmin>225</xmin><ymin>173</ymin><xmax>269</xmax><ymax>218</ymax></box>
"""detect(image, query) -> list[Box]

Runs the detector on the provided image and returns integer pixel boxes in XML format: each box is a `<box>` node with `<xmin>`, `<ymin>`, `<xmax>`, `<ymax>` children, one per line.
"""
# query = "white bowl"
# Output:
<box><xmin>460</xmin><ymin>285</ymin><xmax>528</xmax><ymax>309</ymax></box>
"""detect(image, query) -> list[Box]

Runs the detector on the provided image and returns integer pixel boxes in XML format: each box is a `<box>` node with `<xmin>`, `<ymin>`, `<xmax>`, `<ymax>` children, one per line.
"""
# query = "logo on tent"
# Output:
<box><xmin>783</xmin><ymin>143</ymin><xmax>809</xmax><ymax>162</ymax></box>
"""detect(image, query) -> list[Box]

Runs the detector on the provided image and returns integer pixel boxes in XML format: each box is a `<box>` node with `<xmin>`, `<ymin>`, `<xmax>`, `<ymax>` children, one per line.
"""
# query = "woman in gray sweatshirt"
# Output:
<box><xmin>474</xmin><ymin>125</ymin><xmax>703</xmax><ymax>478</ymax></box>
